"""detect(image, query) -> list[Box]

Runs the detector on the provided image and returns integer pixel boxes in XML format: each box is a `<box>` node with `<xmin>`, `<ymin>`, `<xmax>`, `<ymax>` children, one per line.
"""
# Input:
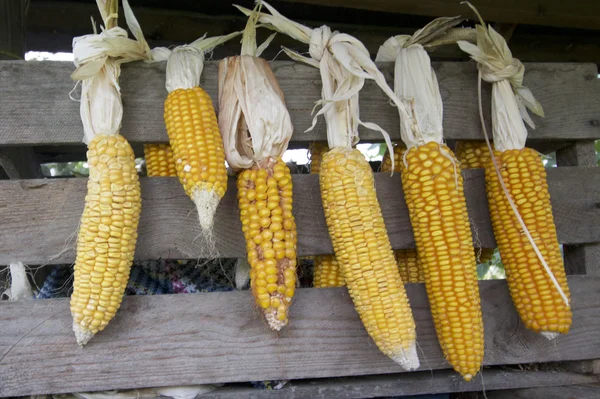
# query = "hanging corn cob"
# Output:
<box><xmin>454</xmin><ymin>141</ymin><xmax>495</xmax><ymax>263</ymax></box>
<box><xmin>218</xmin><ymin>7</ymin><xmax>297</xmax><ymax>331</ymax></box>
<box><xmin>376</xmin><ymin>17</ymin><xmax>484</xmax><ymax>380</ymax></box>
<box><xmin>69</xmin><ymin>0</ymin><xmax>150</xmax><ymax>345</ymax></box>
<box><xmin>308</xmin><ymin>142</ymin><xmax>344</xmax><ymax>287</ymax></box>
<box><xmin>458</xmin><ymin>4</ymin><xmax>571</xmax><ymax>338</ymax></box>
<box><xmin>381</xmin><ymin>143</ymin><xmax>424</xmax><ymax>283</ymax></box>
<box><xmin>161</xmin><ymin>32</ymin><xmax>240</xmax><ymax>256</ymax></box>
<box><xmin>241</xmin><ymin>2</ymin><xmax>419</xmax><ymax>370</ymax></box>
<box><xmin>144</xmin><ymin>144</ymin><xmax>177</xmax><ymax>177</ymax></box>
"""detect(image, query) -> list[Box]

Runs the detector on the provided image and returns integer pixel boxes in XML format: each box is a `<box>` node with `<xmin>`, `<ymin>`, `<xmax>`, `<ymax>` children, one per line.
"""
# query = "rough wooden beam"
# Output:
<box><xmin>278</xmin><ymin>0</ymin><xmax>600</xmax><ymax>31</ymax></box>
<box><xmin>2</xmin><ymin>167</ymin><xmax>600</xmax><ymax>264</ymax></box>
<box><xmin>0</xmin><ymin>0</ymin><xmax>29</xmax><ymax>60</ymax></box>
<box><xmin>483</xmin><ymin>383</ymin><xmax>600</xmax><ymax>399</ymax></box>
<box><xmin>201</xmin><ymin>369</ymin><xmax>599</xmax><ymax>399</ymax></box>
<box><xmin>1</xmin><ymin>61</ymin><xmax>599</xmax><ymax>146</ymax></box>
<box><xmin>557</xmin><ymin>141</ymin><xmax>600</xmax><ymax>276</ymax></box>
<box><xmin>0</xmin><ymin>276</ymin><xmax>599</xmax><ymax>397</ymax></box>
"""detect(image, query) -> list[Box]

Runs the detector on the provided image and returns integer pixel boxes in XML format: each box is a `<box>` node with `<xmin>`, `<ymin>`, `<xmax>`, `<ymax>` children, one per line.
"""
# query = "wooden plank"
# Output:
<box><xmin>557</xmin><ymin>141</ymin><xmax>600</xmax><ymax>276</ymax></box>
<box><xmin>2</xmin><ymin>167</ymin><xmax>600</xmax><ymax>264</ymax></box>
<box><xmin>0</xmin><ymin>61</ymin><xmax>599</xmax><ymax>146</ymax></box>
<box><xmin>484</xmin><ymin>383</ymin><xmax>600</xmax><ymax>399</ymax></box>
<box><xmin>201</xmin><ymin>369</ymin><xmax>599</xmax><ymax>399</ymax></box>
<box><xmin>1</xmin><ymin>276</ymin><xmax>599</xmax><ymax>397</ymax></box>
<box><xmin>0</xmin><ymin>0</ymin><xmax>28</xmax><ymax>60</ymax></box>
<box><xmin>279</xmin><ymin>0</ymin><xmax>600</xmax><ymax>31</ymax></box>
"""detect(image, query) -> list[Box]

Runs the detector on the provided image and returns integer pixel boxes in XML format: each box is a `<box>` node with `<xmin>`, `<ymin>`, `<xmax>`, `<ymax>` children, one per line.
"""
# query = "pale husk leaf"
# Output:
<box><xmin>218</xmin><ymin>56</ymin><xmax>293</xmax><ymax>170</ymax></box>
<box><xmin>457</xmin><ymin>15</ymin><xmax>544</xmax><ymax>151</ymax></box>
<box><xmin>4</xmin><ymin>262</ymin><xmax>34</xmax><ymax>301</ymax></box>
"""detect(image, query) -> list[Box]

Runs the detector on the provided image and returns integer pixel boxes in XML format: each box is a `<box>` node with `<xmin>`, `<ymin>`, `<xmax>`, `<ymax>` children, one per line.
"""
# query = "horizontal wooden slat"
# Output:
<box><xmin>2</xmin><ymin>167</ymin><xmax>600</xmax><ymax>265</ymax></box>
<box><xmin>0</xmin><ymin>61</ymin><xmax>599</xmax><ymax>146</ymax></box>
<box><xmin>1</xmin><ymin>276</ymin><xmax>599</xmax><ymax>396</ymax></box>
<box><xmin>202</xmin><ymin>369</ymin><xmax>599</xmax><ymax>399</ymax></box>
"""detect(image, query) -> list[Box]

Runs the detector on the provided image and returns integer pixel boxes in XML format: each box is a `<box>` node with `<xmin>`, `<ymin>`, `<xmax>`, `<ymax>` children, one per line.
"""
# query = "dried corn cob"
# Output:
<box><xmin>144</xmin><ymin>143</ymin><xmax>177</xmax><ymax>176</ymax></box>
<box><xmin>309</xmin><ymin>141</ymin><xmax>344</xmax><ymax>287</ymax></box>
<box><xmin>377</xmin><ymin>17</ymin><xmax>484</xmax><ymax>380</ymax></box>
<box><xmin>163</xmin><ymin>33</ymin><xmax>239</xmax><ymax>254</ymax></box>
<box><xmin>455</xmin><ymin>140</ymin><xmax>495</xmax><ymax>264</ymax></box>
<box><xmin>69</xmin><ymin>0</ymin><xmax>146</xmax><ymax>345</ymax></box>
<box><xmin>246</xmin><ymin>2</ymin><xmax>419</xmax><ymax>369</ymax></box>
<box><xmin>381</xmin><ymin>144</ymin><xmax>424</xmax><ymax>283</ymax></box>
<box><xmin>71</xmin><ymin>134</ymin><xmax>141</xmax><ymax>344</ymax></box>
<box><xmin>459</xmin><ymin>5</ymin><xmax>571</xmax><ymax>338</ymax></box>
<box><xmin>219</xmin><ymin>9</ymin><xmax>297</xmax><ymax>330</ymax></box>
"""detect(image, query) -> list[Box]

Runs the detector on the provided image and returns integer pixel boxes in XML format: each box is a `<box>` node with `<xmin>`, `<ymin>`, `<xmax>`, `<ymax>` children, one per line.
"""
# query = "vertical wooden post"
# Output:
<box><xmin>556</xmin><ymin>140</ymin><xmax>600</xmax><ymax>276</ymax></box>
<box><xmin>0</xmin><ymin>0</ymin><xmax>41</xmax><ymax>179</ymax></box>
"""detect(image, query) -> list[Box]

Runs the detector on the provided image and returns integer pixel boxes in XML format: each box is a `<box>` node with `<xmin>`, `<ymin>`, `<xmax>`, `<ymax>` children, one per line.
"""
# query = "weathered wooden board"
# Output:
<box><xmin>0</xmin><ymin>62</ymin><xmax>599</xmax><ymax>146</ymax></box>
<box><xmin>202</xmin><ymin>369</ymin><xmax>599</xmax><ymax>399</ymax></box>
<box><xmin>1</xmin><ymin>276</ymin><xmax>599</xmax><ymax>397</ymax></box>
<box><xmin>2</xmin><ymin>167</ymin><xmax>600</xmax><ymax>264</ymax></box>
<box><xmin>484</xmin><ymin>383</ymin><xmax>600</xmax><ymax>399</ymax></box>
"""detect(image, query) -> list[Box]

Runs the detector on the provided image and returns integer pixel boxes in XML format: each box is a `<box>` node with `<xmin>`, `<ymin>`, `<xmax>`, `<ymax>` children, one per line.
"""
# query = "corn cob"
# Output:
<box><xmin>458</xmin><ymin>5</ymin><xmax>571</xmax><ymax>338</ymax></box>
<box><xmin>381</xmin><ymin>144</ymin><xmax>424</xmax><ymax>283</ymax></box>
<box><xmin>71</xmin><ymin>134</ymin><xmax>141</xmax><ymax>345</ymax></box>
<box><xmin>400</xmin><ymin>142</ymin><xmax>483</xmax><ymax>379</ymax></box>
<box><xmin>485</xmin><ymin>148</ymin><xmax>571</xmax><ymax>334</ymax></box>
<box><xmin>309</xmin><ymin>141</ymin><xmax>344</xmax><ymax>287</ymax></box>
<box><xmin>237</xmin><ymin>158</ymin><xmax>297</xmax><ymax>329</ymax></box>
<box><xmin>321</xmin><ymin>148</ymin><xmax>417</xmax><ymax>367</ymax></box>
<box><xmin>164</xmin><ymin>85</ymin><xmax>228</xmax><ymax>238</ymax></box>
<box><xmin>455</xmin><ymin>140</ymin><xmax>495</xmax><ymax>264</ymax></box>
<box><xmin>144</xmin><ymin>143</ymin><xmax>177</xmax><ymax>177</ymax></box>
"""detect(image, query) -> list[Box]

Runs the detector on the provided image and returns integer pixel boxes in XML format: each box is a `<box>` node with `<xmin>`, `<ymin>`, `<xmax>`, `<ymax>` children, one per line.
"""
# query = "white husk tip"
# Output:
<box><xmin>390</xmin><ymin>342</ymin><xmax>420</xmax><ymax>371</ymax></box>
<box><xmin>265</xmin><ymin>311</ymin><xmax>287</xmax><ymax>331</ymax></box>
<box><xmin>235</xmin><ymin>258</ymin><xmax>251</xmax><ymax>289</ymax></box>
<box><xmin>541</xmin><ymin>331</ymin><xmax>560</xmax><ymax>340</ymax></box>
<box><xmin>5</xmin><ymin>262</ymin><xmax>34</xmax><ymax>301</ymax></box>
<box><xmin>73</xmin><ymin>322</ymin><xmax>95</xmax><ymax>346</ymax></box>
<box><xmin>192</xmin><ymin>189</ymin><xmax>220</xmax><ymax>232</ymax></box>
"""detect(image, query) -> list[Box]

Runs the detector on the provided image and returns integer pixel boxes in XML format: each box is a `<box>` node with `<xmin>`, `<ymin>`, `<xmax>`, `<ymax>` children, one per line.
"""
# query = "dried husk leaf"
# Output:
<box><xmin>457</xmin><ymin>5</ymin><xmax>544</xmax><ymax>151</ymax></box>
<box><xmin>218</xmin><ymin>56</ymin><xmax>293</xmax><ymax>170</ymax></box>
<box><xmin>237</xmin><ymin>2</ymin><xmax>406</xmax><ymax>156</ymax></box>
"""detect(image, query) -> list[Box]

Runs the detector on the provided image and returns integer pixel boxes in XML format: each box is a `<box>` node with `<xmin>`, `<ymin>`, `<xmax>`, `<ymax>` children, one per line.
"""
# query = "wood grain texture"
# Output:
<box><xmin>557</xmin><ymin>141</ymin><xmax>600</xmax><ymax>276</ymax></box>
<box><xmin>279</xmin><ymin>0</ymin><xmax>600</xmax><ymax>31</ymax></box>
<box><xmin>0</xmin><ymin>61</ymin><xmax>599</xmax><ymax>146</ymax></box>
<box><xmin>201</xmin><ymin>369</ymin><xmax>599</xmax><ymax>399</ymax></box>
<box><xmin>2</xmin><ymin>167</ymin><xmax>600</xmax><ymax>265</ymax></box>
<box><xmin>1</xmin><ymin>276</ymin><xmax>599</xmax><ymax>397</ymax></box>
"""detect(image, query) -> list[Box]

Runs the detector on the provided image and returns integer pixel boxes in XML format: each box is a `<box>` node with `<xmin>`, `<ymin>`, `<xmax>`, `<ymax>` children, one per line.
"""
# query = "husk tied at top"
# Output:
<box><xmin>218</xmin><ymin>6</ymin><xmax>293</xmax><ymax>171</ymax></box>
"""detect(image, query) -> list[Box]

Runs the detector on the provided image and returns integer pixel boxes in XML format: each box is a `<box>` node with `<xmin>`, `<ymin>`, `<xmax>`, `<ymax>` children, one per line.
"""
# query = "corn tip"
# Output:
<box><xmin>391</xmin><ymin>342</ymin><xmax>420</xmax><ymax>371</ymax></box>
<box><xmin>73</xmin><ymin>321</ymin><xmax>95</xmax><ymax>347</ymax></box>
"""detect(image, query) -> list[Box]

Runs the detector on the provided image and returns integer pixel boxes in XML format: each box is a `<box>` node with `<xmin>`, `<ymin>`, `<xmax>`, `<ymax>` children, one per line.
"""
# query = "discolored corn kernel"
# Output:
<box><xmin>70</xmin><ymin>134</ymin><xmax>141</xmax><ymax>344</ymax></box>
<box><xmin>485</xmin><ymin>147</ymin><xmax>571</xmax><ymax>335</ymax></box>
<box><xmin>237</xmin><ymin>158</ymin><xmax>297</xmax><ymax>331</ymax></box>
<box><xmin>164</xmin><ymin>87</ymin><xmax>227</xmax><ymax>199</ymax></box>
<box><xmin>321</xmin><ymin>147</ymin><xmax>417</xmax><ymax>369</ymax></box>
<box><xmin>143</xmin><ymin>143</ymin><xmax>177</xmax><ymax>177</ymax></box>
<box><xmin>401</xmin><ymin>142</ymin><xmax>483</xmax><ymax>380</ymax></box>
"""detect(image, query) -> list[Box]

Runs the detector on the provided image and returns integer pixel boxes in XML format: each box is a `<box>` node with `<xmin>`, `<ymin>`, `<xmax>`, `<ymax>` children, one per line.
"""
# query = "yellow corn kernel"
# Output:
<box><xmin>395</xmin><ymin>249</ymin><xmax>423</xmax><ymax>283</ymax></box>
<box><xmin>70</xmin><ymin>134</ymin><xmax>141</xmax><ymax>346</ymax></box>
<box><xmin>455</xmin><ymin>141</ymin><xmax>496</xmax><ymax>264</ymax></box>
<box><xmin>401</xmin><ymin>142</ymin><xmax>483</xmax><ymax>380</ymax></box>
<box><xmin>238</xmin><ymin>158</ymin><xmax>297</xmax><ymax>331</ymax></box>
<box><xmin>381</xmin><ymin>142</ymin><xmax>405</xmax><ymax>174</ymax></box>
<box><xmin>313</xmin><ymin>255</ymin><xmax>344</xmax><ymax>287</ymax></box>
<box><xmin>164</xmin><ymin>87</ymin><xmax>227</xmax><ymax>199</ymax></box>
<box><xmin>309</xmin><ymin>141</ymin><xmax>329</xmax><ymax>174</ymax></box>
<box><xmin>485</xmin><ymin>147</ymin><xmax>571</xmax><ymax>335</ymax></box>
<box><xmin>321</xmin><ymin>147</ymin><xmax>418</xmax><ymax>370</ymax></box>
<box><xmin>143</xmin><ymin>144</ymin><xmax>177</xmax><ymax>177</ymax></box>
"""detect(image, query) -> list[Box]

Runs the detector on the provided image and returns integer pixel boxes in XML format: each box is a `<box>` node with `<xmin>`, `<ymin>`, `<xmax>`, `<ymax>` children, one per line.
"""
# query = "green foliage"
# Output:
<box><xmin>41</xmin><ymin>159</ymin><xmax>145</xmax><ymax>177</ymax></box>
<box><xmin>477</xmin><ymin>249</ymin><xmax>505</xmax><ymax>280</ymax></box>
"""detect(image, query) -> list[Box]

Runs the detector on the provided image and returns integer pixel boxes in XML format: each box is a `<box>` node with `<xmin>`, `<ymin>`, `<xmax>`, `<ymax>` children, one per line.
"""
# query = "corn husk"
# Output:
<box><xmin>236</xmin><ymin>2</ymin><xmax>411</xmax><ymax>163</ymax></box>
<box><xmin>375</xmin><ymin>17</ymin><xmax>468</xmax><ymax>149</ymax></box>
<box><xmin>457</xmin><ymin>4</ymin><xmax>544</xmax><ymax>152</ymax></box>
<box><xmin>71</xmin><ymin>0</ymin><xmax>153</xmax><ymax>144</ymax></box>
<box><xmin>218</xmin><ymin>5</ymin><xmax>292</xmax><ymax>170</ymax></box>
<box><xmin>3</xmin><ymin>263</ymin><xmax>34</xmax><ymax>301</ymax></box>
